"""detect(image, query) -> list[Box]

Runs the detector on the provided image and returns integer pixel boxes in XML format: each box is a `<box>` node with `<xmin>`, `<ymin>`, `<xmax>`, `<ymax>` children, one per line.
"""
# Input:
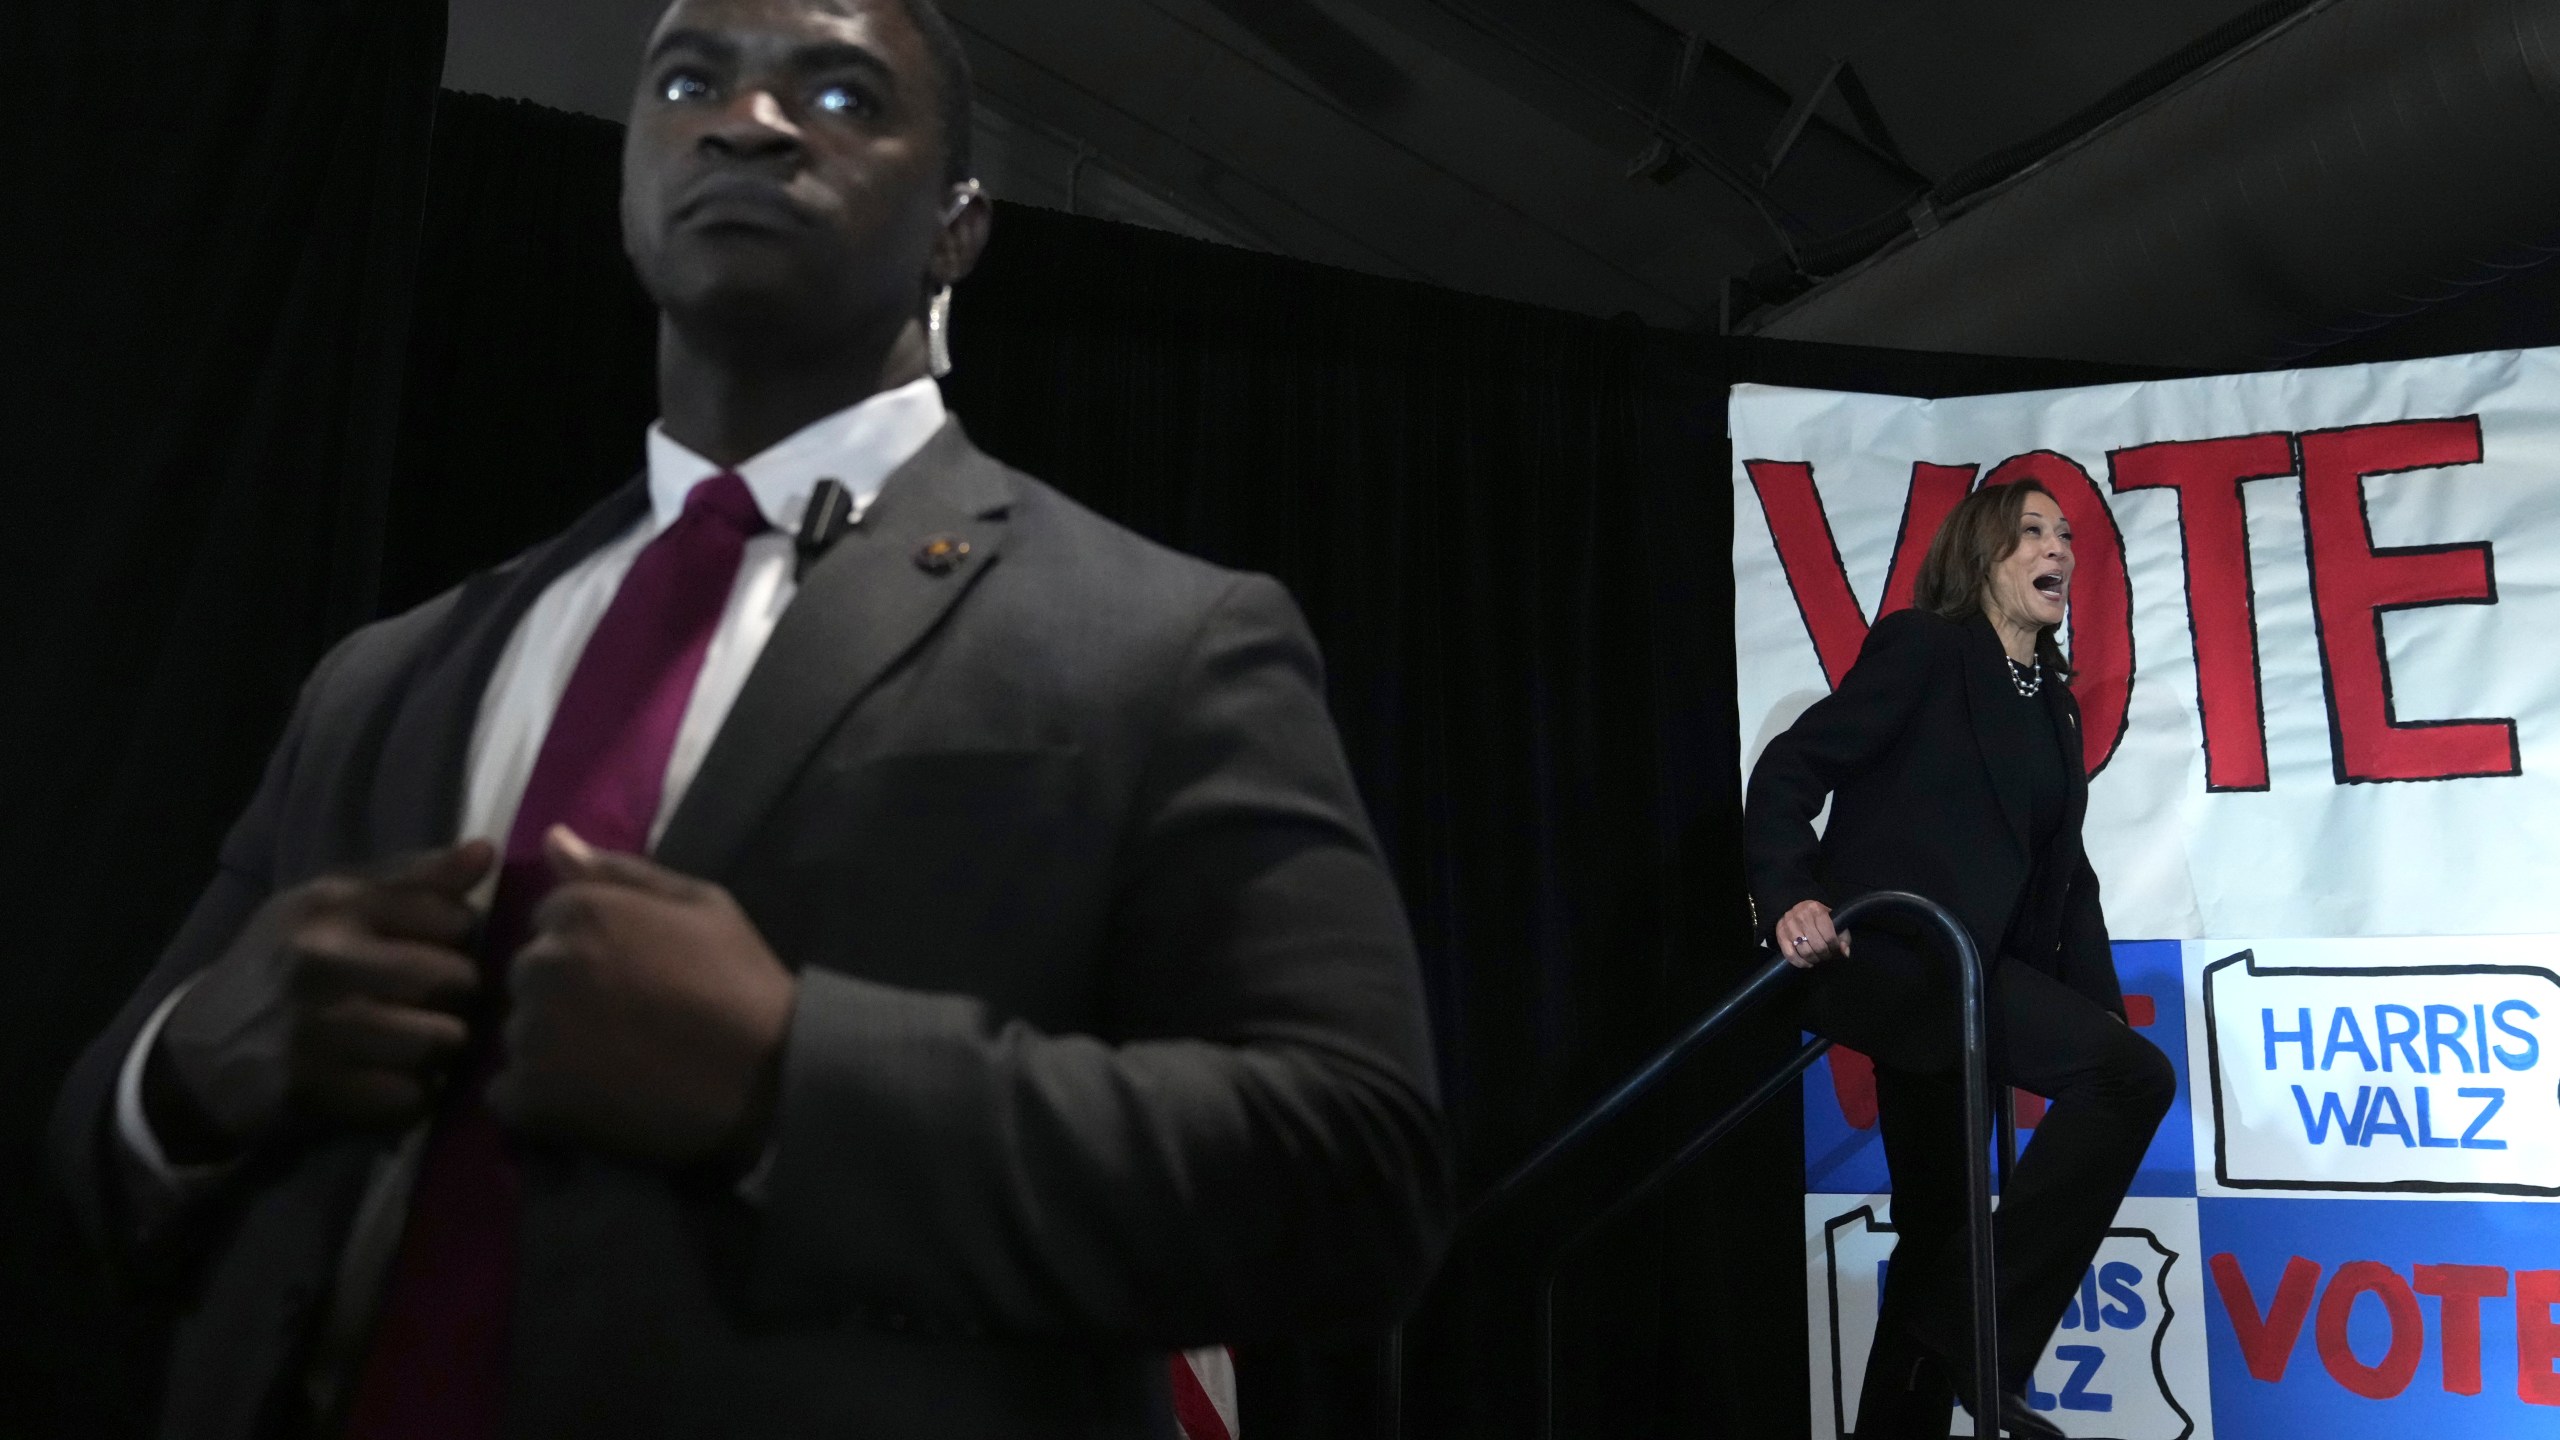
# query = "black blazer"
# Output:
<box><xmin>50</xmin><ymin>423</ymin><xmax>1448</xmax><ymax>1440</ymax></box>
<box><xmin>1742</xmin><ymin>608</ymin><xmax>2122</xmax><ymax>1072</ymax></box>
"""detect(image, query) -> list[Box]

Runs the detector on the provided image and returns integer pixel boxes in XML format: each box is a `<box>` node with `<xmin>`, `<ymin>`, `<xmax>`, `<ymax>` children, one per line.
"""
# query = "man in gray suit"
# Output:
<box><xmin>48</xmin><ymin>0</ymin><xmax>1448</xmax><ymax>1435</ymax></box>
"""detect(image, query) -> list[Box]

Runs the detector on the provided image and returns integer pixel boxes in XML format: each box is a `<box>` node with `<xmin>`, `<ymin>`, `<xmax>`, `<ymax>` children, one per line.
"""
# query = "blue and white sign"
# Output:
<box><xmin>1810</xmin><ymin>1195</ymin><xmax>2214</xmax><ymax>1439</ymax></box>
<box><xmin>2193</xmin><ymin>939</ymin><xmax>2560</xmax><ymax>1198</ymax></box>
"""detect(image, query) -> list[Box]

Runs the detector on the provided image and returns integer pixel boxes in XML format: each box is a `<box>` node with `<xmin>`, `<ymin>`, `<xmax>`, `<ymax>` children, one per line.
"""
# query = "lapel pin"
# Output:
<box><xmin>913</xmin><ymin>533</ymin><xmax>971</xmax><ymax>575</ymax></box>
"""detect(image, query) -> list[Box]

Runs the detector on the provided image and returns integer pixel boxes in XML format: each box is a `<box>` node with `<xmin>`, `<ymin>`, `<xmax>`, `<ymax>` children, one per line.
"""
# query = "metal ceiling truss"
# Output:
<box><xmin>1408</xmin><ymin>0</ymin><xmax>1930</xmax><ymax>256</ymax></box>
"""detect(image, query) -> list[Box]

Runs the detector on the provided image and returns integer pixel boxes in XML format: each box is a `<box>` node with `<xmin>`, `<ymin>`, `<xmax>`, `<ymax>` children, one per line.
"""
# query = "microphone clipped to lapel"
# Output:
<box><xmin>794</xmin><ymin>478</ymin><xmax>975</xmax><ymax>580</ymax></box>
<box><xmin>656</xmin><ymin>434</ymin><xmax>1013</xmax><ymax>881</ymax></box>
<box><xmin>793</xmin><ymin>478</ymin><xmax>857</xmax><ymax>583</ymax></box>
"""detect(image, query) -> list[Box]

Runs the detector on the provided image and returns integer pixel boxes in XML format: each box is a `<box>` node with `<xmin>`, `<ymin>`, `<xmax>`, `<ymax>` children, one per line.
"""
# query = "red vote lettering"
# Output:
<box><xmin>1745</xmin><ymin>459</ymin><xmax>1974</xmax><ymax>687</ymax></box>
<box><xmin>1746</xmin><ymin>459</ymin><xmax>1864</xmax><ymax>689</ymax></box>
<box><xmin>2110</xmin><ymin>433</ymin><xmax>2297</xmax><ymax>790</ymax></box>
<box><xmin>2209</xmin><ymin>1252</ymin><xmax>2321</xmax><ymax>1381</ymax></box>
<box><xmin>2523</xmin><ymin>1269</ymin><xmax>2560</xmax><ymax>1407</ymax></box>
<box><xmin>2414</xmin><ymin>1262</ymin><xmax>2508</xmax><ymax>1395</ymax></box>
<box><xmin>2209</xmin><ymin>1259</ymin><xmax>2560</xmax><ymax>1406</ymax></box>
<box><xmin>1883</xmin><ymin>463</ymin><xmax>1979</xmax><ymax>615</ymax></box>
<box><xmin>1981</xmin><ymin>452</ymin><xmax>2133</xmax><ymax>775</ymax></box>
<box><xmin>2315</xmin><ymin>1259</ymin><xmax>2425</xmax><ymax>1399</ymax></box>
<box><xmin>2297</xmin><ymin>419</ymin><xmax>2518</xmax><ymax>783</ymax></box>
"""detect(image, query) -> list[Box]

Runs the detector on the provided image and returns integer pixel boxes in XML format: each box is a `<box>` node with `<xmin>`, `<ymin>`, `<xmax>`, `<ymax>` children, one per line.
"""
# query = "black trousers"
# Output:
<box><xmin>1850</xmin><ymin>958</ymin><xmax>2175</xmax><ymax>1437</ymax></box>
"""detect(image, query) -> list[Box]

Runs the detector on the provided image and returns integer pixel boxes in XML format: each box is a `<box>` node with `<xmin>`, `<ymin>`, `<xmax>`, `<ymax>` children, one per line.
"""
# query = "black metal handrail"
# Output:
<box><xmin>1460</xmin><ymin>949</ymin><xmax>1812</xmax><ymax>1228</ymax></box>
<box><xmin>1391</xmin><ymin>889</ymin><xmax>2006</xmax><ymax>1440</ymax></box>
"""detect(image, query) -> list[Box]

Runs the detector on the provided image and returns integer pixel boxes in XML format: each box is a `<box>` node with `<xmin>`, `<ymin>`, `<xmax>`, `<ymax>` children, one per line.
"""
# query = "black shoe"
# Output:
<box><xmin>1851</xmin><ymin>1318</ymin><xmax>1954</xmax><ymax>1438</ymax></box>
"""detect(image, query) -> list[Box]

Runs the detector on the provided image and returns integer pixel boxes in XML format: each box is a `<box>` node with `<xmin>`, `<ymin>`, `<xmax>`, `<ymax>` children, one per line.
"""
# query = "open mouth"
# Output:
<box><xmin>2033</xmin><ymin>571</ymin><xmax>2068</xmax><ymax>601</ymax></box>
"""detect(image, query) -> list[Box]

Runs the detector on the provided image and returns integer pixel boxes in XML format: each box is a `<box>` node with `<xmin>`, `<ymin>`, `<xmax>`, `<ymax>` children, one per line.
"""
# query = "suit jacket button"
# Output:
<box><xmin>913</xmin><ymin>534</ymin><xmax>971</xmax><ymax>575</ymax></box>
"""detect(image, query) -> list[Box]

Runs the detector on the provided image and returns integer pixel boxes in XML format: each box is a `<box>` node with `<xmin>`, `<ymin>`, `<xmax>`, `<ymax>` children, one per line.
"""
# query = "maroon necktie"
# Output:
<box><xmin>341</xmin><ymin>473</ymin><xmax>766</xmax><ymax>1440</ymax></box>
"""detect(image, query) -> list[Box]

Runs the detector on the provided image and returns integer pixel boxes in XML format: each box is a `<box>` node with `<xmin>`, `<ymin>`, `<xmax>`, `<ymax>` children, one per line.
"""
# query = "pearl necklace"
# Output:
<box><xmin>2007</xmin><ymin>655</ymin><xmax>2043</xmax><ymax>697</ymax></box>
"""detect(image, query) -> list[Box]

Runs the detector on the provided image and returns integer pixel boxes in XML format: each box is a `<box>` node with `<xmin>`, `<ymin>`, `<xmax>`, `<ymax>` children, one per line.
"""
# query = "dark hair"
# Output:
<box><xmin>1911</xmin><ymin>480</ymin><xmax>2073</xmax><ymax>679</ymax></box>
<box><xmin>896</xmin><ymin>0</ymin><xmax>975</xmax><ymax>184</ymax></box>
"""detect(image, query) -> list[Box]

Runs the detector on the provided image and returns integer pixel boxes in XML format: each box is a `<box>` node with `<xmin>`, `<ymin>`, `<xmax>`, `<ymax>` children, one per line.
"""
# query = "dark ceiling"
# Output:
<box><xmin>444</xmin><ymin>0</ymin><xmax>2298</xmax><ymax>332</ymax></box>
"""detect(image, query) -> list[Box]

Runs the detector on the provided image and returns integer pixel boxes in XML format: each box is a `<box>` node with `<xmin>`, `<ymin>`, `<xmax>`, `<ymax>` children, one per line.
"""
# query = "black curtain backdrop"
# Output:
<box><xmin>4</xmin><ymin>6</ymin><xmax>447</xmax><ymax>1437</ymax></box>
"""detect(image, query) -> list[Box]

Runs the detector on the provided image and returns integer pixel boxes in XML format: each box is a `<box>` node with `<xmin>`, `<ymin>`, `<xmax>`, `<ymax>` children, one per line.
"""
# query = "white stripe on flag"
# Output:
<box><xmin>1171</xmin><ymin>1345</ymin><xmax>1238</xmax><ymax>1440</ymax></box>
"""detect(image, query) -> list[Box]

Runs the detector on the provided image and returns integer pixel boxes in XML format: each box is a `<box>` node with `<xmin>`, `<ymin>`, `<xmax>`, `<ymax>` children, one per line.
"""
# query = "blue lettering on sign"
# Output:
<box><xmin>2491</xmin><ymin>1000</ymin><xmax>2540</xmax><ymax>1070</ymax></box>
<box><xmin>2322</xmin><ymin>1008</ymin><xmax>2376</xmax><ymax>1072</ymax></box>
<box><xmin>2424</xmin><ymin>1005</ymin><xmax>2476</xmax><ymax>1074</ymax></box>
<box><xmin>2054</xmin><ymin>1346</ymin><xmax>2113</xmax><ymax>1412</ymax></box>
<box><xmin>2376</xmin><ymin>1005</ymin><xmax>2423</xmax><ymax>1073</ymax></box>
<box><xmin>2268</xmin><ymin>1002</ymin><xmax>2541</xmax><ymax>1073</ymax></box>
<box><xmin>2098</xmin><ymin>1262</ymin><xmax>2145</xmax><ymax>1329</ymax></box>
<box><xmin>2288</xmin><ymin>1083</ymin><xmax>2508</xmax><ymax>1147</ymax></box>
<box><xmin>2292</xmin><ymin>1084</ymin><xmax>2372</xmax><ymax>1143</ymax></box>
<box><xmin>2265</xmin><ymin>1007</ymin><xmax>2315</xmax><ymax>1070</ymax></box>
<box><xmin>2058</xmin><ymin>1262</ymin><xmax>2148</xmax><ymax>1332</ymax></box>
<box><xmin>2025</xmin><ymin>1348</ymin><xmax>2116</xmax><ymax>1412</ymax></box>
<box><xmin>2459</xmin><ymin>1087</ymin><xmax>2507</xmax><ymax>1149</ymax></box>
<box><xmin>2416</xmin><ymin>1086</ymin><xmax>2460</xmax><ymax>1148</ymax></box>
<box><xmin>2363</xmin><ymin>1086</ymin><xmax>2413</xmax><ymax>1146</ymax></box>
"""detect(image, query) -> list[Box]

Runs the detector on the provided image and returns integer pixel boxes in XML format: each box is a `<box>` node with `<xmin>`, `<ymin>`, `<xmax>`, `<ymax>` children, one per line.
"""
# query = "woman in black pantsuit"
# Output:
<box><xmin>1744</xmin><ymin>481</ymin><xmax>2176</xmax><ymax>1439</ymax></box>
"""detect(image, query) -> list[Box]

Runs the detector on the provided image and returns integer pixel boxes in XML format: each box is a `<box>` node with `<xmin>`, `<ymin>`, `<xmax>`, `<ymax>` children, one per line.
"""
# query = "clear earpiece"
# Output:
<box><xmin>927</xmin><ymin>287</ymin><xmax>955</xmax><ymax>378</ymax></box>
<box><xmin>927</xmin><ymin>181</ymin><xmax>981</xmax><ymax>377</ymax></box>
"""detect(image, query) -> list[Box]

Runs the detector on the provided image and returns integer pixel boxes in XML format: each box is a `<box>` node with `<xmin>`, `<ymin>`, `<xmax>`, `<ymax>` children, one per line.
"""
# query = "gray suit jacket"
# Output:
<box><xmin>50</xmin><ymin>422</ymin><xmax>1449</xmax><ymax>1440</ymax></box>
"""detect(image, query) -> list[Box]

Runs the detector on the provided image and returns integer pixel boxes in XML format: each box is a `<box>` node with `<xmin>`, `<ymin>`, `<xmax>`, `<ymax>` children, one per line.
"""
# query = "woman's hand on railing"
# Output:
<box><xmin>1774</xmin><ymin>899</ymin><xmax>1851</xmax><ymax>968</ymax></box>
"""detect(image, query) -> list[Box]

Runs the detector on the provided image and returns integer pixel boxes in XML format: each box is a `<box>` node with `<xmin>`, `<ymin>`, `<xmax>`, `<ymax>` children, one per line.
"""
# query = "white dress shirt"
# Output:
<box><xmin>458</xmin><ymin>375</ymin><xmax>946</xmax><ymax>871</ymax></box>
<box><xmin>111</xmin><ymin>378</ymin><xmax>949</xmax><ymax>1405</ymax></box>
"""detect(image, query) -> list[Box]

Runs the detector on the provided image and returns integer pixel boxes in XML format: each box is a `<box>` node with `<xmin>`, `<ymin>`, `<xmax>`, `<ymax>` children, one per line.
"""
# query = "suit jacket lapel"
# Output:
<box><xmin>366</xmin><ymin>480</ymin><xmax>652</xmax><ymax>855</ymax></box>
<box><xmin>1960</xmin><ymin>613</ymin><xmax>2036</xmax><ymax>859</ymax></box>
<box><xmin>655</xmin><ymin>420</ymin><xmax>1014</xmax><ymax>880</ymax></box>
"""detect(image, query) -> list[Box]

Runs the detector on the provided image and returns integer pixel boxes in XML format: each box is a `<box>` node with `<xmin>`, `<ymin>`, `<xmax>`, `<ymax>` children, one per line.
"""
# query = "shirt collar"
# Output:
<box><xmin>642</xmin><ymin>375</ymin><xmax>947</xmax><ymax>537</ymax></box>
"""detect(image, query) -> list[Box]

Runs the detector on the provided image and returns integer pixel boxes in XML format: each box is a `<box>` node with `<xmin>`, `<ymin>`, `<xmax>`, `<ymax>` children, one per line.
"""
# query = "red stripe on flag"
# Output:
<box><xmin>1170</xmin><ymin>1352</ymin><xmax>1234</xmax><ymax>1440</ymax></box>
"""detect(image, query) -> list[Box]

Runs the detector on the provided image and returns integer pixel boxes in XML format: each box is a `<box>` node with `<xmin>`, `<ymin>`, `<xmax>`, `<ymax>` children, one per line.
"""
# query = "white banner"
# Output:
<box><xmin>1731</xmin><ymin>349</ymin><xmax>2560</xmax><ymax>940</ymax></box>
